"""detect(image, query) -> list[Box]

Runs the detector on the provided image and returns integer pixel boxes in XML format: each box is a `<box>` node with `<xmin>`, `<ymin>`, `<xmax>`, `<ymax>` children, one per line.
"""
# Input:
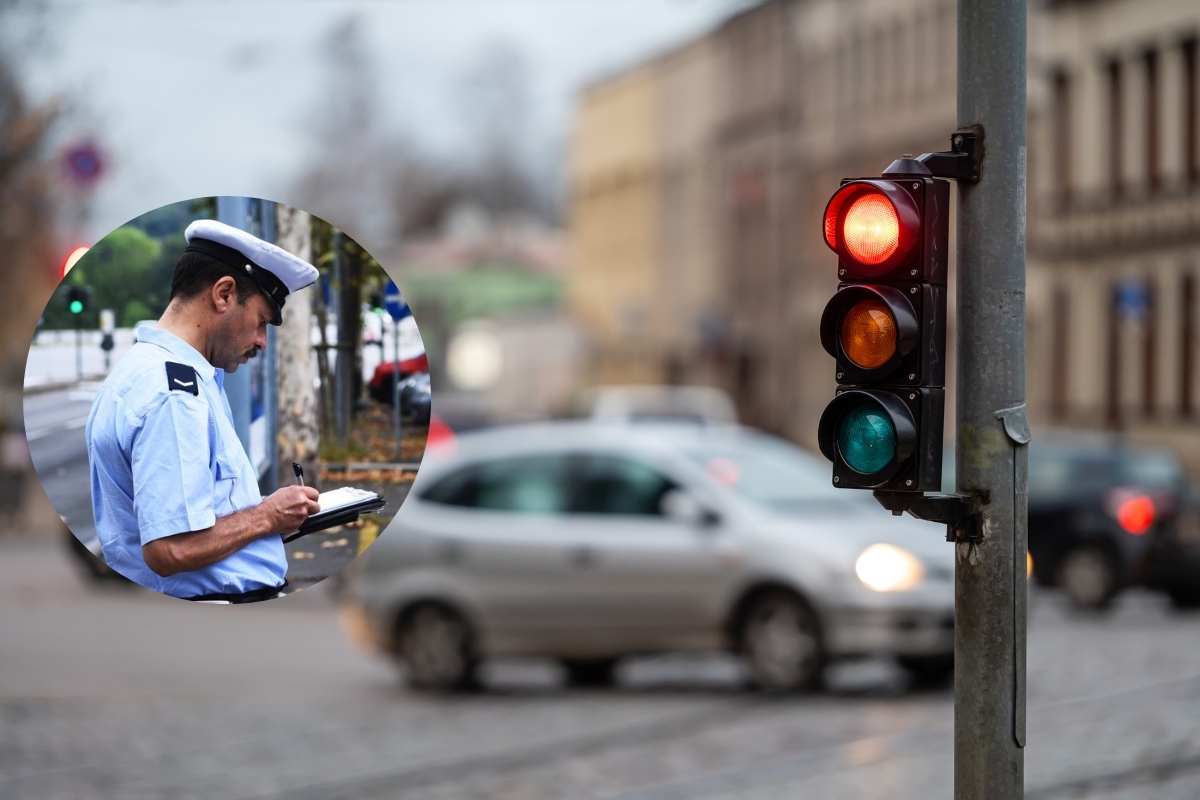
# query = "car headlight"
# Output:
<box><xmin>855</xmin><ymin>543</ymin><xmax>925</xmax><ymax>592</ymax></box>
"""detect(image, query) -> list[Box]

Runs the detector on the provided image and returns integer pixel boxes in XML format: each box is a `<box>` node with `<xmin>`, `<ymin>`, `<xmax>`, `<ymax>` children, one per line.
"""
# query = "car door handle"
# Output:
<box><xmin>568</xmin><ymin>545</ymin><xmax>599</xmax><ymax>569</ymax></box>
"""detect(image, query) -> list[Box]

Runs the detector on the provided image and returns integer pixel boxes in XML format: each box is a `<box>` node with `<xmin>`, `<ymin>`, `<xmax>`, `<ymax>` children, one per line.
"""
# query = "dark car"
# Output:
<box><xmin>397</xmin><ymin>372</ymin><xmax>431</xmax><ymax>424</ymax></box>
<box><xmin>1027</xmin><ymin>439</ymin><xmax>1189</xmax><ymax>610</ymax></box>
<box><xmin>1145</xmin><ymin>482</ymin><xmax>1200</xmax><ymax>609</ymax></box>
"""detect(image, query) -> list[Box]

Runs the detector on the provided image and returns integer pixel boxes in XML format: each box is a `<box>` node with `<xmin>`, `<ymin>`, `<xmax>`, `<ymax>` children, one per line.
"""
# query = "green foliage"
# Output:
<box><xmin>402</xmin><ymin>264</ymin><xmax>561</xmax><ymax>324</ymax></box>
<box><xmin>43</xmin><ymin>226</ymin><xmax>170</xmax><ymax>330</ymax></box>
<box><xmin>121</xmin><ymin>299</ymin><xmax>153</xmax><ymax>326</ymax></box>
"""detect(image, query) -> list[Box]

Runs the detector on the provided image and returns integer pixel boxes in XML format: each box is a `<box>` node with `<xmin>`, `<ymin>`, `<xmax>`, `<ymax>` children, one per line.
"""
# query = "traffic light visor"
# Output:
<box><xmin>840</xmin><ymin>298</ymin><xmax>896</xmax><ymax>368</ymax></box>
<box><xmin>818</xmin><ymin>389</ymin><xmax>920</xmax><ymax>486</ymax></box>
<box><xmin>822</xmin><ymin>181</ymin><xmax>920</xmax><ymax>272</ymax></box>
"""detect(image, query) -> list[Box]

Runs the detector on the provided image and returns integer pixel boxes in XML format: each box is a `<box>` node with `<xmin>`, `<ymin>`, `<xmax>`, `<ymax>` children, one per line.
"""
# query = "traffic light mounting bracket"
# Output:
<box><xmin>873</xmin><ymin>490</ymin><xmax>983</xmax><ymax>544</ymax></box>
<box><xmin>884</xmin><ymin>126</ymin><xmax>983</xmax><ymax>184</ymax></box>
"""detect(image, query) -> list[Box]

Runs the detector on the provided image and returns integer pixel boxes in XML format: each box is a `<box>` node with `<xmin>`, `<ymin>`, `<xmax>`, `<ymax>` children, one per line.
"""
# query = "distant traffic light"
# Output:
<box><xmin>66</xmin><ymin>285</ymin><xmax>91</xmax><ymax>317</ymax></box>
<box><xmin>369</xmin><ymin>290</ymin><xmax>385</xmax><ymax>315</ymax></box>
<box><xmin>61</xmin><ymin>245</ymin><xmax>90</xmax><ymax>279</ymax></box>
<box><xmin>817</xmin><ymin>166</ymin><xmax>949</xmax><ymax>492</ymax></box>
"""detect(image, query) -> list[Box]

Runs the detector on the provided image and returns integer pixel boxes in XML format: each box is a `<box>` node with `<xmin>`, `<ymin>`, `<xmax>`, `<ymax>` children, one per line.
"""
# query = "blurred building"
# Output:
<box><xmin>391</xmin><ymin>203</ymin><xmax>581</xmax><ymax>421</ymax></box>
<box><xmin>569</xmin><ymin>59</ymin><xmax>669</xmax><ymax>386</ymax></box>
<box><xmin>1028</xmin><ymin>0</ymin><xmax>1200</xmax><ymax>472</ymax></box>
<box><xmin>570</xmin><ymin>0</ymin><xmax>956</xmax><ymax>440</ymax></box>
<box><xmin>569</xmin><ymin>0</ymin><xmax>1200</xmax><ymax>473</ymax></box>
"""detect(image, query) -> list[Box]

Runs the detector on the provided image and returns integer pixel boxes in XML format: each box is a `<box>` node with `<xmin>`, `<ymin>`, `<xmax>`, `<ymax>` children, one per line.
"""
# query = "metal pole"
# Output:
<box><xmin>392</xmin><ymin>317</ymin><xmax>401</xmax><ymax>447</ymax></box>
<box><xmin>75</xmin><ymin>323</ymin><xmax>83</xmax><ymax>382</ymax></box>
<box><xmin>333</xmin><ymin>232</ymin><xmax>350</xmax><ymax>447</ymax></box>
<box><xmin>955</xmin><ymin>2</ymin><xmax>1028</xmax><ymax>799</ymax></box>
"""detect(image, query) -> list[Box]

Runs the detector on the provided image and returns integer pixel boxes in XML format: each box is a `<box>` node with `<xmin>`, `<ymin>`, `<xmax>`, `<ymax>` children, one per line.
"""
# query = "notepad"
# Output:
<box><xmin>316</xmin><ymin>487</ymin><xmax>380</xmax><ymax>514</ymax></box>
<box><xmin>282</xmin><ymin>487</ymin><xmax>386</xmax><ymax>543</ymax></box>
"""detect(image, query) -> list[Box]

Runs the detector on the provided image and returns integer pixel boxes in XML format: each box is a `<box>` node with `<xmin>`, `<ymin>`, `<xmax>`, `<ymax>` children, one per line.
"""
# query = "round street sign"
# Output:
<box><xmin>62</xmin><ymin>140</ymin><xmax>104</xmax><ymax>187</ymax></box>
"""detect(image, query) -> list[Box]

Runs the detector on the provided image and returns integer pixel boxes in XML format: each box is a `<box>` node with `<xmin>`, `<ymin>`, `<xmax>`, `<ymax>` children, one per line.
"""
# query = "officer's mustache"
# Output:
<box><xmin>244</xmin><ymin>346</ymin><xmax>261</xmax><ymax>360</ymax></box>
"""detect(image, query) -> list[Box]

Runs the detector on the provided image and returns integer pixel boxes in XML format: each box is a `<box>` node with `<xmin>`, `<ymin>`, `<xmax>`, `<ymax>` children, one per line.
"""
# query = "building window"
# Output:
<box><xmin>1183</xmin><ymin>271</ymin><xmax>1196</xmax><ymax>417</ymax></box>
<box><xmin>1184</xmin><ymin>37</ymin><xmax>1198</xmax><ymax>185</ymax></box>
<box><xmin>1144</xmin><ymin>49</ymin><xmax>1160</xmax><ymax>193</ymax></box>
<box><xmin>1051</xmin><ymin>284</ymin><xmax>1070</xmax><ymax>421</ymax></box>
<box><xmin>1105</xmin><ymin>58</ymin><xmax>1123</xmax><ymax>198</ymax></box>
<box><xmin>1052</xmin><ymin>67</ymin><xmax>1073</xmax><ymax>210</ymax></box>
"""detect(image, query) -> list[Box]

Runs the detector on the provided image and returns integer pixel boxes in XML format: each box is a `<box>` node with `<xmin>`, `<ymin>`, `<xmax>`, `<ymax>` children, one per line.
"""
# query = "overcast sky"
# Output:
<box><xmin>14</xmin><ymin>0</ymin><xmax>744</xmax><ymax>246</ymax></box>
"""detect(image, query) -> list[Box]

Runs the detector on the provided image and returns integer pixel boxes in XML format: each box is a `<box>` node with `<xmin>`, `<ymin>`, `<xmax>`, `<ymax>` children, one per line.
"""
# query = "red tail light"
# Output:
<box><xmin>1108</xmin><ymin>490</ymin><xmax>1156</xmax><ymax>535</ymax></box>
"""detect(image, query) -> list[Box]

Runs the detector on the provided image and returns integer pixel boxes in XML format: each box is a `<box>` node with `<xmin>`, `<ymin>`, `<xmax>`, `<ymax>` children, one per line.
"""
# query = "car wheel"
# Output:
<box><xmin>738</xmin><ymin>590</ymin><xmax>825</xmax><ymax>692</ymax></box>
<box><xmin>396</xmin><ymin>603</ymin><xmax>478</xmax><ymax>692</ymax></box>
<box><xmin>1056</xmin><ymin>545</ymin><xmax>1119</xmax><ymax>611</ymax></box>
<box><xmin>560</xmin><ymin>658</ymin><xmax>619</xmax><ymax>688</ymax></box>
<box><xmin>897</xmin><ymin>653</ymin><xmax>954</xmax><ymax>689</ymax></box>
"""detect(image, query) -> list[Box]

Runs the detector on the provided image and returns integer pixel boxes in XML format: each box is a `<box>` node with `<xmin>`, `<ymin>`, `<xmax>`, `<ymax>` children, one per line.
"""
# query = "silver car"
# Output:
<box><xmin>344</xmin><ymin>422</ymin><xmax>955</xmax><ymax>692</ymax></box>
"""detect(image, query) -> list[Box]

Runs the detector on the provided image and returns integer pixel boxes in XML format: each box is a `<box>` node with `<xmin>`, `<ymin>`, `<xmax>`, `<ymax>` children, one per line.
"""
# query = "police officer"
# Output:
<box><xmin>86</xmin><ymin>219</ymin><xmax>321</xmax><ymax>602</ymax></box>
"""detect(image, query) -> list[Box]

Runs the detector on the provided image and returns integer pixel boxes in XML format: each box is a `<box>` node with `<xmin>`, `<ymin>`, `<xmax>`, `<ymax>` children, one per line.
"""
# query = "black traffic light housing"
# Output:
<box><xmin>65</xmin><ymin>285</ymin><xmax>91</xmax><ymax>317</ymax></box>
<box><xmin>817</xmin><ymin>161</ymin><xmax>951</xmax><ymax>493</ymax></box>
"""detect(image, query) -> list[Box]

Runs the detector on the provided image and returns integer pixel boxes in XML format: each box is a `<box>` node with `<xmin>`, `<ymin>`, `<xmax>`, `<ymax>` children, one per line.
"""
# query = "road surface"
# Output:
<box><xmin>2</xmin><ymin>535</ymin><xmax>1199</xmax><ymax>799</ymax></box>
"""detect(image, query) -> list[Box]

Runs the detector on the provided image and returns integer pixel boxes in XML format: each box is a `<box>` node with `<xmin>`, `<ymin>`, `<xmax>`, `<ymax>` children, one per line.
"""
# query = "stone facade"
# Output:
<box><xmin>569</xmin><ymin>0</ymin><xmax>1200</xmax><ymax>470</ymax></box>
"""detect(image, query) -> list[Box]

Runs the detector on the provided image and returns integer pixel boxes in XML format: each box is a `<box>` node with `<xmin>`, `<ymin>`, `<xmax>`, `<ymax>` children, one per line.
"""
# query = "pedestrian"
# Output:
<box><xmin>86</xmin><ymin>219</ymin><xmax>321</xmax><ymax>602</ymax></box>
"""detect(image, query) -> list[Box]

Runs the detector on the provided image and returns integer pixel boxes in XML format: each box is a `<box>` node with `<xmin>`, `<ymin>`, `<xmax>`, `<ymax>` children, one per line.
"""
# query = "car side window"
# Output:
<box><xmin>420</xmin><ymin>465</ymin><xmax>481</xmax><ymax>507</ymax></box>
<box><xmin>571</xmin><ymin>454</ymin><xmax>678</xmax><ymax>516</ymax></box>
<box><xmin>421</xmin><ymin>455</ymin><xmax>570</xmax><ymax>513</ymax></box>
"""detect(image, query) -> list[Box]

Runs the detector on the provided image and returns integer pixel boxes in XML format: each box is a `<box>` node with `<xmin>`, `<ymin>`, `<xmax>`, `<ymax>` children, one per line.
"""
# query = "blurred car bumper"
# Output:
<box><xmin>826</xmin><ymin>604</ymin><xmax>955</xmax><ymax>657</ymax></box>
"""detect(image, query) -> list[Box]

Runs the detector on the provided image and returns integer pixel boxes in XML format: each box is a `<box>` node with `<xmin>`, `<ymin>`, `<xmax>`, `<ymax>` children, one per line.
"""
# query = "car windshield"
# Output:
<box><xmin>685</xmin><ymin>431</ymin><xmax>878</xmax><ymax>515</ymax></box>
<box><xmin>1119</xmin><ymin>452</ymin><xmax>1184</xmax><ymax>490</ymax></box>
<box><xmin>1029</xmin><ymin>444</ymin><xmax>1184</xmax><ymax>499</ymax></box>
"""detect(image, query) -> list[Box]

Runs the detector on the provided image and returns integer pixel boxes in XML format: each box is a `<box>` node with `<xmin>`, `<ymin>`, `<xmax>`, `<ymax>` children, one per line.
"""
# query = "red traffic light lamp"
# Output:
<box><xmin>823</xmin><ymin>177</ymin><xmax>949</xmax><ymax>283</ymax></box>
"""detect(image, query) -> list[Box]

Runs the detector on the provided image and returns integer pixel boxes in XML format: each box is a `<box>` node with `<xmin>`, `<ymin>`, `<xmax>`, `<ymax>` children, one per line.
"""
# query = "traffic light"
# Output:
<box><xmin>66</xmin><ymin>285</ymin><xmax>91</xmax><ymax>317</ymax></box>
<box><xmin>817</xmin><ymin>166</ymin><xmax>949</xmax><ymax>492</ymax></box>
<box><xmin>60</xmin><ymin>245</ymin><xmax>90</xmax><ymax>279</ymax></box>
<box><xmin>369</xmin><ymin>290</ymin><xmax>385</xmax><ymax>315</ymax></box>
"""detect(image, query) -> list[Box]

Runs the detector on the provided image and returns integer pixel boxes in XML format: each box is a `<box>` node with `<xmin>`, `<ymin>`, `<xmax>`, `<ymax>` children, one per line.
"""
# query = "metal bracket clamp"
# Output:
<box><xmin>916</xmin><ymin>126</ymin><xmax>983</xmax><ymax>183</ymax></box>
<box><xmin>873</xmin><ymin>491</ymin><xmax>982</xmax><ymax>544</ymax></box>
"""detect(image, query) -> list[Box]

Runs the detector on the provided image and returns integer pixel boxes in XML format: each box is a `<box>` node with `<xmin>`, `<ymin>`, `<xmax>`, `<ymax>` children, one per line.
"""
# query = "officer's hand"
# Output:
<box><xmin>262</xmin><ymin>486</ymin><xmax>321</xmax><ymax>533</ymax></box>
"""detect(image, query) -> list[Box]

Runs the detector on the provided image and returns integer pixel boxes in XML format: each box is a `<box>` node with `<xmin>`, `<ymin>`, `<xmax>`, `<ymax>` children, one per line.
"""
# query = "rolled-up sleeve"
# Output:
<box><xmin>131</xmin><ymin>392</ymin><xmax>215</xmax><ymax>545</ymax></box>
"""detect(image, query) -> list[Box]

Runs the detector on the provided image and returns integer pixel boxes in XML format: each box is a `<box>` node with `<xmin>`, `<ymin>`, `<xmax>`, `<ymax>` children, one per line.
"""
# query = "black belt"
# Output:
<box><xmin>185</xmin><ymin>580</ymin><xmax>288</xmax><ymax>604</ymax></box>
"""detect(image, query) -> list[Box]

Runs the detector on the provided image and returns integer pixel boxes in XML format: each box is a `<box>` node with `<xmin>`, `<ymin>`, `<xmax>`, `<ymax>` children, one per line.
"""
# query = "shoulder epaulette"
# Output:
<box><xmin>164</xmin><ymin>362</ymin><xmax>199</xmax><ymax>396</ymax></box>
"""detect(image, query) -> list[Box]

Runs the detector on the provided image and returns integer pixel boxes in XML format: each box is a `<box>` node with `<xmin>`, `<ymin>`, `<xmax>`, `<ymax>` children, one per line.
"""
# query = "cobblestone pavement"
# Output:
<box><xmin>3</xmin><ymin>536</ymin><xmax>1200</xmax><ymax>799</ymax></box>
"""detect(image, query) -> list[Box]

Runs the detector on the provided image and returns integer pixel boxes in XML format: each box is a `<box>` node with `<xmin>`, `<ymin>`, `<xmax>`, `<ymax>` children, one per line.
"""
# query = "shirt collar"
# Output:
<box><xmin>135</xmin><ymin>323</ymin><xmax>217</xmax><ymax>382</ymax></box>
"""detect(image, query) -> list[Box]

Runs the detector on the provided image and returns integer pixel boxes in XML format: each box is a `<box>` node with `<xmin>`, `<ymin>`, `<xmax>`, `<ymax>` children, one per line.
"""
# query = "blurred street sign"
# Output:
<box><xmin>1114</xmin><ymin>279</ymin><xmax>1150</xmax><ymax>321</ymax></box>
<box><xmin>384</xmin><ymin>279</ymin><xmax>411</xmax><ymax>321</ymax></box>
<box><xmin>62</xmin><ymin>140</ymin><xmax>104</xmax><ymax>187</ymax></box>
<box><xmin>99</xmin><ymin>309</ymin><xmax>115</xmax><ymax>333</ymax></box>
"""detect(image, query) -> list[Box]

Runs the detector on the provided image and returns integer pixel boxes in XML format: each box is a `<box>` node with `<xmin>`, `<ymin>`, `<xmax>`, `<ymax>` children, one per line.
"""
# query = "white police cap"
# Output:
<box><xmin>183</xmin><ymin>219</ymin><xmax>319</xmax><ymax>325</ymax></box>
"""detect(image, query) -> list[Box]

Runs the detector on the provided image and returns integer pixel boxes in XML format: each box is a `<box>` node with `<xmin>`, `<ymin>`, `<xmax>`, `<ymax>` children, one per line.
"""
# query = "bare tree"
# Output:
<box><xmin>455</xmin><ymin>38</ymin><xmax>542</xmax><ymax>218</ymax></box>
<box><xmin>0</xmin><ymin>0</ymin><xmax>68</xmax><ymax>533</ymax></box>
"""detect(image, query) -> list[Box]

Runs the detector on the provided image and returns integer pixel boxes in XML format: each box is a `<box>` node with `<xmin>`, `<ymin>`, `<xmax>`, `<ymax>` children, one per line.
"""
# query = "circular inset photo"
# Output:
<box><xmin>23</xmin><ymin>196</ymin><xmax>428</xmax><ymax>603</ymax></box>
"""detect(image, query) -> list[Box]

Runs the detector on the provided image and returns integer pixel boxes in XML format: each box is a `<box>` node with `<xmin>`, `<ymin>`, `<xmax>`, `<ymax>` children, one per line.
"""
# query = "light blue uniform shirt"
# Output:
<box><xmin>86</xmin><ymin>323</ymin><xmax>287</xmax><ymax>598</ymax></box>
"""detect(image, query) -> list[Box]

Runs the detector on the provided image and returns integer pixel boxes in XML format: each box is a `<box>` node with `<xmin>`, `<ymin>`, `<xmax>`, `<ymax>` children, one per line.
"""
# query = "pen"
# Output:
<box><xmin>292</xmin><ymin>462</ymin><xmax>305</xmax><ymax>487</ymax></box>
